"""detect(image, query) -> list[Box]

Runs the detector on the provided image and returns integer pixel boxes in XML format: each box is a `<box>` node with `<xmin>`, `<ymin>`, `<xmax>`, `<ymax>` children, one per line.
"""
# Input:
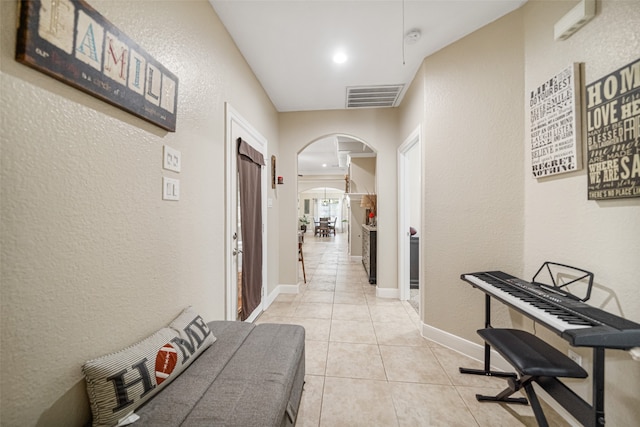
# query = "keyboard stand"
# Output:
<box><xmin>460</xmin><ymin>267</ymin><xmax>609</xmax><ymax>427</ymax></box>
<box><xmin>459</xmin><ymin>294</ymin><xmax>518</xmax><ymax>380</ymax></box>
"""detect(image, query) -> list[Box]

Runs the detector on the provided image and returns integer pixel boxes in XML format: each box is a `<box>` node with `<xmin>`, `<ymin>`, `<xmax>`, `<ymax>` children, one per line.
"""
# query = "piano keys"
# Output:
<box><xmin>462</xmin><ymin>271</ymin><xmax>640</xmax><ymax>349</ymax></box>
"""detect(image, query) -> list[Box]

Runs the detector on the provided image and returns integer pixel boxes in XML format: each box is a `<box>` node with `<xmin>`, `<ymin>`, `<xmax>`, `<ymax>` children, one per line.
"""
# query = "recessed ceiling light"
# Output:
<box><xmin>322</xmin><ymin>163</ymin><xmax>327</xmax><ymax>167</ymax></box>
<box><xmin>333</xmin><ymin>52</ymin><xmax>348</xmax><ymax>64</ymax></box>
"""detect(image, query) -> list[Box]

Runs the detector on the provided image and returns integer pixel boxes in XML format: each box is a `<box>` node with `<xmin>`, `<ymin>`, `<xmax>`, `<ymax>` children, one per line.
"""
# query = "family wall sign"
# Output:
<box><xmin>16</xmin><ymin>0</ymin><xmax>179</xmax><ymax>131</ymax></box>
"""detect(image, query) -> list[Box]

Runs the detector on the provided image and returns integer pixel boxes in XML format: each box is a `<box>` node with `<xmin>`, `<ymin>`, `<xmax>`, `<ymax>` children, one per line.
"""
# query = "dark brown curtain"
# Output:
<box><xmin>237</xmin><ymin>138</ymin><xmax>265</xmax><ymax>320</ymax></box>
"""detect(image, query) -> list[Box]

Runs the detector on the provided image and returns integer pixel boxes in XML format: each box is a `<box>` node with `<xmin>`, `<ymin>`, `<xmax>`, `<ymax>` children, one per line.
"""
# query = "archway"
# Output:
<box><xmin>297</xmin><ymin>134</ymin><xmax>377</xmax><ymax>283</ymax></box>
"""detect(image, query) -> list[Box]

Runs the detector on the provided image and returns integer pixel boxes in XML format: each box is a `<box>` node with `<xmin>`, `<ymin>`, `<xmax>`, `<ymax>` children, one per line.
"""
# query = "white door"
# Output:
<box><xmin>225</xmin><ymin>104</ymin><xmax>268</xmax><ymax>321</ymax></box>
<box><xmin>397</xmin><ymin>126</ymin><xmax>421</xmax><ymax>308</ymax></box>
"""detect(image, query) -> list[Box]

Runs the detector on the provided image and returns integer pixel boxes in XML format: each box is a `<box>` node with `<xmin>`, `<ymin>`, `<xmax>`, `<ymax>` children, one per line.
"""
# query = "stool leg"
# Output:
<box><xmin>298</xmin><ymin>243</ymin><xmax>306</xmax><ymax>284</ymax></box>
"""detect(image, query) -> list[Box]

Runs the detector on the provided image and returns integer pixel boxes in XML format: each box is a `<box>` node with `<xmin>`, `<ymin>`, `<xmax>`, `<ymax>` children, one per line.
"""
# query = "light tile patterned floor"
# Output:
<box><xmin>256</xmin><ymin>233</ymin><xmax>570</xmax><ymax>427</ymax></box>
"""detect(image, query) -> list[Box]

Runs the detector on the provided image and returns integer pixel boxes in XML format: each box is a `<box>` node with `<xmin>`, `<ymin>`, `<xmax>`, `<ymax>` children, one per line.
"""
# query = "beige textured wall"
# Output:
<box><xmin>522</xmin><ymin>1</ymin><xmax>640</xmax><ymax>424</ymax></box>
<box><xmin>418</xmin><ymin>9</ymin><xmax>526</xmax><ymax>337</ymax></box>
<box><xmin>398</xmin><ymin>61</ymin><xmax>426</xmax><ymax>143</ymax></box>
<box><xmin>0</xmin><ymin>1</ymin><xmax>278</xmax><ymax>425</ymax></box>
<box><xmin>349</xmin><ymin>156</ymin><xmax>376</xmax><ymax>194</ymax></box>
<box><xmin>298</xmin><ymin>177</ymin><xmax>345</xmax><ymax>194</ymax></box>
<box><xmin>278</xmin><ymin>109</ymin><xmax>399</xmax><ymax>289</ymax></box>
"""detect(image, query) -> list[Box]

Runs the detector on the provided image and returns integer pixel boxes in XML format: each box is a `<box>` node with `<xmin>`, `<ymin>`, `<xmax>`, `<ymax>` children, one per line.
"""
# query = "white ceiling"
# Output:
<box><xmin>209</xmin><ymin>0</ymin><xmax>527</xmax><ymax>175</ymax></box>
<box><xmin>209</xmin><ymin>0</ymin><xmax>527</xmax><ymax>113</ymax></box>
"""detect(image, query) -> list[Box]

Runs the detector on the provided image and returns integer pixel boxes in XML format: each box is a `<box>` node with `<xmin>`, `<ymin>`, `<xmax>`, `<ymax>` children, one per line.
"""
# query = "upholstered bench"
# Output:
<box><xmin>475</xmin><ymin>328</ymin><xmax>587</xmax><ymax>427</ymax></box>
<box><xmin>83</xmin><ymin>308</ymin><xmax>305</xmax><ymax>427</ymax></box>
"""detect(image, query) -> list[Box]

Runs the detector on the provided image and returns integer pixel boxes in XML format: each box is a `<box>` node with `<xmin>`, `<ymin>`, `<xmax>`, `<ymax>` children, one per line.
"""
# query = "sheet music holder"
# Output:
<box><xmin>531</xmin><ymin>261</ymin><xmax>594</xmax><ymax>302</ymax></box>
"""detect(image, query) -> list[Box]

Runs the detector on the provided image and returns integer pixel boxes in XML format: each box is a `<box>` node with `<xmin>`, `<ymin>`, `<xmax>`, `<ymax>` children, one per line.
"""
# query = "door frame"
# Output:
<box><xmin>225</xmin><ymin>103</ymin><xmax>268</xmax><ymax>321</ymax></box>
<box><xmin>397</xmin><ymin>125</ymin><xmax>421</xmax><ymax>303</ymax></box>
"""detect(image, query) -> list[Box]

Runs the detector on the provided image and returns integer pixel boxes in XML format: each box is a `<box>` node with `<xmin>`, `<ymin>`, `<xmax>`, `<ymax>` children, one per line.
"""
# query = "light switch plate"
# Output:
<box><xmin>163</xmin><ymin>177</ymin><xmax>180</xmax><ymax>201</ymax></box>
<box><xmin>163</xmin><ymin>145</ymin><xmax>181</xmax><ymax>172</ymax></box>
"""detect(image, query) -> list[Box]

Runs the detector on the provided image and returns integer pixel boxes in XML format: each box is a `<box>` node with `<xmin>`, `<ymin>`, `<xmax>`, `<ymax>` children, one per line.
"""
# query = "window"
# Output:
<box><xmin>317</xmin><ymin>198</ymin><xmax>340</xmax><ymax>219</ymax></box>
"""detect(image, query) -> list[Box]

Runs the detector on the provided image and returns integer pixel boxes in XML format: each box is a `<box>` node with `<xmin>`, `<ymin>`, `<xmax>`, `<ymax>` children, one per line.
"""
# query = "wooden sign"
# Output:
<box><xmin>16</xmin><ymin>0</ymin><xmax>179</xmax><ymax>131</ymax></box>
<box><xmin>586</xmin><ymin>58</ymin><xmax>640</xmax><ymax>200</ymax></box>
<box><xmin>530</xmin><ymin>63</ymin><xmax>583</xmax><ymax>178</ymax></box>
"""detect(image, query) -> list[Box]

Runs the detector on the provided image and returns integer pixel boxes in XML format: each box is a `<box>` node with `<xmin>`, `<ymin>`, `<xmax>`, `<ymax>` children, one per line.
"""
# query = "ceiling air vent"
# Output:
<box><xmin>346</xmin><ymin>84</ymin><xmax>404</xmax><ymax>108</ymax></box>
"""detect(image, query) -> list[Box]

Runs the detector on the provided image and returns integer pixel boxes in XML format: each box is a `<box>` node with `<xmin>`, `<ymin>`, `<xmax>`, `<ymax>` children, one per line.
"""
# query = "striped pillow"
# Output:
<box><xmin>83</xmin><ymin>307</ymin><xmax>216</xmax><ymax>427</ymax></box>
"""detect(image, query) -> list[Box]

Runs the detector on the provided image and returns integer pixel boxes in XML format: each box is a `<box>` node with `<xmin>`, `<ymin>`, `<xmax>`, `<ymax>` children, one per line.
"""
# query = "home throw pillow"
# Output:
<box><xmin>83</xmin><ymin>306</ymin><xmax>216</xmax><ymax>427</ymax></box>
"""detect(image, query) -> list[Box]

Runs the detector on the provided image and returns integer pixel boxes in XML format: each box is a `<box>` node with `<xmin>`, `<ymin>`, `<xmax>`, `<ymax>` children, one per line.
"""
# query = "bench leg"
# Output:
<box><xmin>476</xmin><ymin>390</ymin><xmax>528</xmax><ymax>405</ymax></box>
<box><xmin>476</xmin><ymin>375</ymin><xmax>529</xmax><ymax>405</ymax></box>
<box><xmin>523</xmin><ymin>382</ymin><xmax>549</xmax><ymax>427</ymax></box>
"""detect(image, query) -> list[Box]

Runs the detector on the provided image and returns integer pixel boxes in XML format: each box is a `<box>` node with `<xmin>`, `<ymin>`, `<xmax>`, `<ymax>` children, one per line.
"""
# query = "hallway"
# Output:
<box><xmin>257</xmin><ymin>232</ymin><xmax>569</xmax><ymax>426</ymax></box>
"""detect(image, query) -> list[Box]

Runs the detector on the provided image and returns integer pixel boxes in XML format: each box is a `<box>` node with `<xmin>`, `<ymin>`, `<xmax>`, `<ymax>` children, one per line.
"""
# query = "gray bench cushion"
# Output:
<box><xmin>135</xmin><ymin>321</ymin><xmax>255</xmax><ymax>425</ymax></box>
<box><xmin>135</xmin><ymin>321</ymin><xmax>305</xmax><ymax>427</ymax></box>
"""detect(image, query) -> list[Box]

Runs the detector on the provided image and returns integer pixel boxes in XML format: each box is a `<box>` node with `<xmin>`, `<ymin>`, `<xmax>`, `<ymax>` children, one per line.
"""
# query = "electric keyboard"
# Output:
<box><xmin>462</xmin><ymin>271</ymin><xmax>640</xmax><ymax>350</ymax></box>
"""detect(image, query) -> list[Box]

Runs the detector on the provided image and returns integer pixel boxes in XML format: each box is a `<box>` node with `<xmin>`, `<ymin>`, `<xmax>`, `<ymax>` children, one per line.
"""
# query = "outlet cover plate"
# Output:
<box><xmin>568</xmin><ymin>349</ymin><xmax>582</xmax><ymax>366</ymax></box>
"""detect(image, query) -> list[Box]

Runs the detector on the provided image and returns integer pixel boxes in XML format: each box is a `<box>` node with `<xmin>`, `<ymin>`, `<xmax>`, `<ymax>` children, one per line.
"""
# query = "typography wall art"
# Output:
<box><xmin>530</xmin><ymin>63</ymin><xmax>583</xmax><ymax>178</ymax></box>
<box><xmin>16</xmin><ymin>0</ymin><xmax>179</xmax><ymax>131</ymax></box>
<box><xmin>586</xmin><ymin>58</ymin><xmax>640</xmax><ymax>200</ymax></box>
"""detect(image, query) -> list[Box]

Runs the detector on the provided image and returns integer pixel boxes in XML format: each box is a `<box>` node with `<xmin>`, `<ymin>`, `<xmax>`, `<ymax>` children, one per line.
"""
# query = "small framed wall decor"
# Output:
<box><xmin>271</xmin><ymin>155</ymin><xmax>276</xmax><ymax>189</ymax></box>
<box><xmin>530</xmin><ymin>63</ymin><xmax>584</xmax><ymax>178</ymax></box>
<box><xmin>15</xmin><ymin>0</ymin><xmax>179</xmax><ymax>131</ymax></box>
<box><xmin>586</xmin><ymin>58</ymin><xmax>640</xmax><ymax>200</ymax></box>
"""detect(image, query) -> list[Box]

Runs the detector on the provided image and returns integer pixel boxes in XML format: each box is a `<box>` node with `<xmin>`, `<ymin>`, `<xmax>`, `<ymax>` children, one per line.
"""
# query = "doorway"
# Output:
<box><xmin>398</xmin><ymin>126</ymin><xmax>421</xmax><ymax>313</ymax></box>
<box><xmin>225</xmin><ymin>103</ymin><xmax>268</xmax><ymax>322</ymax></box>
<box><xmin>298</xmin><ymin>187</ymin><xmax>345</xmax><ymax>236</ymax></box>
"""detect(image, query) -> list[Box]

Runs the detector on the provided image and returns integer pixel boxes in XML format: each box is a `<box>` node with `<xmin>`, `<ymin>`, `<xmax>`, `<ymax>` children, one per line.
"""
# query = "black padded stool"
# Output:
<box><xmin>476</xmin><ymin>328</ymin><xmax>588</xmax><ymax>427</ymax></box>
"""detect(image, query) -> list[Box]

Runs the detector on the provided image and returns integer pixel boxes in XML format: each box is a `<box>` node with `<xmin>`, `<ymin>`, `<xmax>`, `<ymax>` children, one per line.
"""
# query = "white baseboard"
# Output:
<box><xmin>420</xmin><ymin>322</ymin><xmax>581</xmax><ymax>427</ymax></box>
<box><xmin>421</xmin><ymin>323</ymin><xmax>509</xmax><ymax>369</ymax></box>
<box><xmin>264</xmin><ymin>284</ymin><xmax>300</xmax><ymax>309</ymax></box>
<box><xmin>376</xmin><ymin>286</ymin><xmax>399</xmax><ymax>299</ymax></box>
<box><xmin>279</xmin><ymin>284</ymin><xmax>300</xmax><ymax>294</ymax></box>
<box><xmin>245</xmin><ymin>308</ymin><xmax>261</xmax><ymax>323</ymax></box>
